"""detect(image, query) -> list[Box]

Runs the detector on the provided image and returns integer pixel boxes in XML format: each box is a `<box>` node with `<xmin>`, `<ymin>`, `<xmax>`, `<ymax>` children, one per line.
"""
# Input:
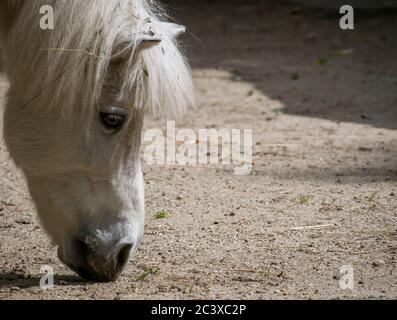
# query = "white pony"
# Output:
<box><xmin>0</xmin><ymin>0</ymin><xmax>194</xmax><ymax>281</ymax></box>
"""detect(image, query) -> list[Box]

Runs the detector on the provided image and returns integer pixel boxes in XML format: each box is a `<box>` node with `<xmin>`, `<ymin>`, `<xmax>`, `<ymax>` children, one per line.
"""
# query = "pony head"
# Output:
<box><xmin>2</xmin><ymin>0</ymin><xmax>193</xmax><ymax>281</ymax></box>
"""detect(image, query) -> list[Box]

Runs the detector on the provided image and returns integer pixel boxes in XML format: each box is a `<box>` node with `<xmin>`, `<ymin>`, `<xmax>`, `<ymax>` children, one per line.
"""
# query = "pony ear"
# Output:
<box><xmin>159</xmin><ymin>22</ymin><xmax>186</xmax><ymax>41</ymax></box>
<box><xmin>111</xmin><ymin>31</ymin><xmax>161</xmax><ymax>62</ymax></box>
<box><xmin>110</xmin><ymin>21</ymin><xmax>186</xmax><ymax>61</ymax></box>
<box><xmin>135</xmin><ymin>33</ymin><xmax>162</xmax><ymax>50</ymax></box>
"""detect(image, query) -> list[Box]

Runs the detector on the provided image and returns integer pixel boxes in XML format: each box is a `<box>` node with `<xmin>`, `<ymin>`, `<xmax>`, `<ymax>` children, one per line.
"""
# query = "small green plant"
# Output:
<box><xmin>246</xmin><ymin>89</ymin><xmax>255</xmax><ymax>97</ymax></box>
<box><xmin>155</xmin><ymin>209</ymin><xmax>170</xmax><ymax>219</ymax></box>
<box><xmin>272</xmin><ymin>108</ymin><xmax>283</xmax><ymax>116</ymax></box>
<box><xmin>316</xmin><ymin>58</ymin><xmax>327</xmax><ymax>66</ymax></box>
<box><xmin>333</xmin><ymin>49</ymin><xmax>354</xmax><ymax>56</ymax></box>
<box><xmin>298</xmin><ymin>195</ymin><xmax>310</xmax><ymax>204</ymax></box>
<box><xmin>135</xmin><ymin>267</ymin><xmax>160</xmax><ymax>281</ymax></box>
<box><xmin>367</xmin><ymin>192</ymin><xmax>377</xmax><ymax>203</ymax></box>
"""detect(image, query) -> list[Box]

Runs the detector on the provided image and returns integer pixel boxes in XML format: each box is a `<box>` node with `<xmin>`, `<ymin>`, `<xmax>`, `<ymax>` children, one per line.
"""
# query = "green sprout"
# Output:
<box><xmin>155</xmin><ymin>209</ymin><xmax>170</xmax><ymax>219</ymax></box>
<box><xmin>135</xmin><ymin>267</ymin><xmax>160</xmax><ymax>281</ymax></box>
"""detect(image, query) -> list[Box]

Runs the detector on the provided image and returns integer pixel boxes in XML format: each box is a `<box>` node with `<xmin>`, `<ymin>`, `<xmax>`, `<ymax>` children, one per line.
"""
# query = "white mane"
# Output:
<box><xmin>3</xmin><ymin>0</ymin><xmax>194</xmax><ymax>119</ymax></box>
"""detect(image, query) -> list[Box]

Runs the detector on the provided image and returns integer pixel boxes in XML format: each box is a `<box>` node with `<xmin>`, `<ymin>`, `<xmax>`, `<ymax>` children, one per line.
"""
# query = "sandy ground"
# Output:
<box><xmin>0</xmin><ymin>1</ymin><xmax>396</xmax><ymax>299</ymax></box>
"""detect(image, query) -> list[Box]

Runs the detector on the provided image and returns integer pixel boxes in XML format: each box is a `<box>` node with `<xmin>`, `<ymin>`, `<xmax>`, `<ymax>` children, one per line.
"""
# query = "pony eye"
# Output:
<box><xmin>99</xmin><ymin>112</ymin><xmax>125</xmax><ymax>131</ymax></box>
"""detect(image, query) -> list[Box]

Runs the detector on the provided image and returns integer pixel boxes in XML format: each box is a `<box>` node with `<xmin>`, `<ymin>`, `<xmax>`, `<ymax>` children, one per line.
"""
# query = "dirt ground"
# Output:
<box><xmin>1</xmin><ymin>1</ymin><xmax>396</xmax><ymax>299</ymax></box>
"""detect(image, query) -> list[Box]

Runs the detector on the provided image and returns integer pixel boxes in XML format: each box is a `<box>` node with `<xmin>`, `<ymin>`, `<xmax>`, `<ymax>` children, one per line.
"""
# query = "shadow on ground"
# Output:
<box><xmin>169</xmin><ymin>0</ymin><xmax>397</xmax><ymax>130</ymax></box>
<box><xmin>0</xmin><ymin>272</ymin><xmax>85</xmax><ymax>290</ymax></box>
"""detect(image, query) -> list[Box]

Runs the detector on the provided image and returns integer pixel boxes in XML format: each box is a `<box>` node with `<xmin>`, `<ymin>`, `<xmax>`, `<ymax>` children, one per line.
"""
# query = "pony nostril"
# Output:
<box><xmin>67</xmin><ymin>238</ymin><xmax>98</xmax><ymax>281</ymax></box>
<box><xmin>73</xmin><ymin>238</ymin><xmax>89</xmax><ymax>260</ymax></box>
<box><xmin>117</xmin><ymin>243</ymin><xmax>133</xmax><ymax>269</ymax></box>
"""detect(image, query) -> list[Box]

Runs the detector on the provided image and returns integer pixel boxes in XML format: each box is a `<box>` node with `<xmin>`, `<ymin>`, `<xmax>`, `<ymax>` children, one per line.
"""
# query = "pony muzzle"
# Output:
<box><xmin>58</xmin><ymin>228</ymin><xmax>136</xmax><ymax>282</ymax></box>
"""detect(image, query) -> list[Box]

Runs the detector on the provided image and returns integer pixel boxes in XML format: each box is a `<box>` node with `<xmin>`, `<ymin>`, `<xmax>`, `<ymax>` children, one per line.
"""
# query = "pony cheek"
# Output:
<box><xmin>24</xmin><ymin>178</ymin><xmax>76</xmax><ymax>246</ymax></box>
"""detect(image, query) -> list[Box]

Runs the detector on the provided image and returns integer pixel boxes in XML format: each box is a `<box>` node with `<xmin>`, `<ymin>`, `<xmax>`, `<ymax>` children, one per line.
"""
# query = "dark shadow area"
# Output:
<box><xmin>250</xmin><ymin>167</ymin><xmax>397</xmax><ymax>182</ymax></box>
<box><xmin>0</xmin><ymin>272</ymin><xmax>86</xmax><ymax>289</ymax></box>
<box><xmin>0</xmin><ymin>52</ymin><xmax>3</xmax><ymax>73</ymax></box>
<box><xmin>168</xmin><ymin>0</ymin><xmax>397</xmax><ymax>130</ymax></box>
